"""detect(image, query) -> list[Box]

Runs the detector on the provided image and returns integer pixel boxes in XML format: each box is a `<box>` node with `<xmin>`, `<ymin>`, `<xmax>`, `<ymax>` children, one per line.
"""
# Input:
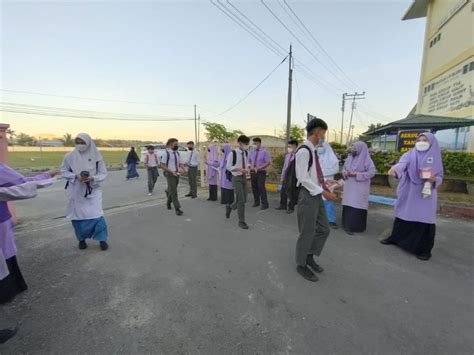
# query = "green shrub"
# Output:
<box><xmin>273</xmin><ymin>153</ymin><xmax>285</xmax><ymax>174</ymax></box>
<box><xmin>368</xmin><ymin>151</ymin><xmax>474</xmax><ymax>178</ymax></box>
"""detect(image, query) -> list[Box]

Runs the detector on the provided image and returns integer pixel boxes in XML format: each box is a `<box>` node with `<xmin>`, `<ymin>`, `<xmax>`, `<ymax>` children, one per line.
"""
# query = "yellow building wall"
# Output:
<box><xmin>423</xmin><ymin>1</ymin><xmax>473</xmax><ymax>78</ymax></box>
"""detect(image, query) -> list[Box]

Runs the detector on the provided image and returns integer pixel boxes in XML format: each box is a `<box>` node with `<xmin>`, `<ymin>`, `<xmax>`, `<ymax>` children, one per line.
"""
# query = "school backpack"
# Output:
<box><xmin>284</xmin><ymin>145</ymin><xmax>313</xmax><ymax>202</ymax></box>
<box><xmin>225</xmin><ymin>150</ymin><xmax>248</xmax><ymax>182</ymax></box>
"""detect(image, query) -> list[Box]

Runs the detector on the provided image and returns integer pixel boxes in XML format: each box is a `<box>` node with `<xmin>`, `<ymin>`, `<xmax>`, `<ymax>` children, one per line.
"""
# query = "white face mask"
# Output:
<box><xmin>76</xmin><ymin>144</ymin><xmax>88</xmax><ymax>152</ymax></box>
<box><xmin>415</xmin><ymin>141</ymin><xmax>430</xmax><ymax>152</ymax></box>
<box><xmin>287</xmin><ymin>147</ymin><xmax>294</xmax><ymax>154</ymax></box>
<box><xmin>242</xmin><ymin>144</ymin><xmax>249</xmax><ymax>151</ymax></box>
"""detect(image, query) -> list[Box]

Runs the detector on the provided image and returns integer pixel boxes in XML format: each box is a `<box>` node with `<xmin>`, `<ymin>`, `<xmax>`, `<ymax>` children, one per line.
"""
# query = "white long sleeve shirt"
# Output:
<box><xmin>295</xmin><ymin>140</ymin><xmax>323</xmax><ymax>196</ymax></box>
<box><xmin>226</xmin><ymin>148</ymin><xmax>249</xmax><ymax>176</ymax></box>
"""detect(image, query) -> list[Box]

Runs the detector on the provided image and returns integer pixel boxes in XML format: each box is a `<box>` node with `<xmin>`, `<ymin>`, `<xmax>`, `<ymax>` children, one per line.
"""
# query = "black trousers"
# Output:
<box><xmin>279</xmin><ymin>182</ymin><xmax>297</xmax><ymax>210</ymax></box>
<box><xmin>250</xmin><ymin>171</ymin><xmax>268</xmax><ymax>207</ymax></box>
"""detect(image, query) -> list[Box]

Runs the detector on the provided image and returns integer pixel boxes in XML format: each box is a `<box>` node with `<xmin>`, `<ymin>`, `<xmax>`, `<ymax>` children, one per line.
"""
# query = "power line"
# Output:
<box><xmin>0</xmin><ymin>102</ymin><xmax>195</xmax><ymax>120</ymax></box>
<box><xmin>282</xmin><ymin>0</ymin><xmax>362</xmax><ymax>91</ymax></box>
<box><xmin>0</xmin><ymin>89</ymin><xmax>193</xmax><ymax>107</ymax></box>
<box><xmin>261</xmin><ymin>0</ymin><xmax>355</xmax><ymax>92</ymax></box>
<box><xmin>0</xmin><ymin>103</ymin><xmax>195</xmax><ymax>122</ymax></box>
<box><xmin>214</xmin><ymin>55</ymin><xmax>288</xmax><ymax>116</ymax></box>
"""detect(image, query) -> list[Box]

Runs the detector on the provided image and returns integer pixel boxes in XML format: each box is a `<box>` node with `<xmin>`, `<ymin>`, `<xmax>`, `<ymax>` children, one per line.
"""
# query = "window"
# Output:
<box><xmin>430</xmin><ymin>41</ymin><xmax>433</xmax><ymax>48</ymax></box>
<box><xmin>437</xmin><ymin>33</ymin><xmax>441</xmax><ymax>41</ymax></box>
<box><xmin>470</xmin><ymin>62</ymin><xmax>474</xmax><ymax>71</ymax></box>
<box><xmin>429</xmin><ymin>32</ymin><xmax>442</xmax><ymax>48</ymax></box>
<box><xmin>463</xmin><ymin>65</ymin><xmax>469</xmax><ymax>74</ymax></box>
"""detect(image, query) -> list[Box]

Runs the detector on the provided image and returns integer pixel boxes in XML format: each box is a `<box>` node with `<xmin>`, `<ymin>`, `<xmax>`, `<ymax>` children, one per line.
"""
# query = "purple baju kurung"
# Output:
<box><xmin>206</xmin><ymin>145</ymin><xmax>220</xmax><ymax>201</ymax></box>
<box><xmin>341</xmin><ymin>141</ymin><xmax>375</xmax><ymax>233</ymax></box>
<box><xmin>219</xmin><ymin>144</ymin><xmax>234</xmax><ymax>205</ymax></box>
<box><xmin>0</xmin><ymin>163</ymin><xmax>50</xmax><ymax>303</ymax></box>
<box><xmin>384</xmin><ymin>133</ymin><xmax>443</xmax><ymax>259</ymax></box>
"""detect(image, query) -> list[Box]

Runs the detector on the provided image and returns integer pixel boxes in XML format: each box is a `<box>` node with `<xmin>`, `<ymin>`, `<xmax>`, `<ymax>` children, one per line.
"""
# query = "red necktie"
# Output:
<box><xmin>188</xmin><ymin>151</ymin><xmax>193</xmax><ymax>165</ymax></box>
<box><xmin>314</xmin><ymin>151</ymin><xmax>329</xmax><ymax>192</ymax></box>
<box><xmin>241</xmin><ymin>151</ymin><xmax>245</xmax><ymax>169</ymax></box>
<box><xmin>173</xmin><ymin>152</ymin><xmax>179</xmax><ymax>172</ymax></box>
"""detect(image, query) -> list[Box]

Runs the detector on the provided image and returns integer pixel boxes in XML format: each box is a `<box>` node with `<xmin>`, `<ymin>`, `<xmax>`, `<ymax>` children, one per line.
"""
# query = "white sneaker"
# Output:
<box><xmin>148</xmin><ymin>193</ymin><xmax>152</xmax><ymax>196</ymax></box>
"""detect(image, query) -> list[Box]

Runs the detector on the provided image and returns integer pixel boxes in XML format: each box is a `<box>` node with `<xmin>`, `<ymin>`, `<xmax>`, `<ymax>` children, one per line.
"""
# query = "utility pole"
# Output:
<box><xmin>286</xmin><ymin>45</ymin><xmax>293</xmax><ymax>142</ymax></box>
<box><xmin>345</xmin><ymin>92</ymin><xmax>366</xmax><ymax>144</ymax></box>
<box><xmin>194</xmin><ymin>104</ymin><xmax>197</xmax><ymax>144</ymax></box>
<box><xmin>197</xmin><ymin>114</ymin><xmax>201</xmax><ymax>145</ymax></box>
<box><xmin>340</xmin><ymin>93</ymin><xmax>346</xmax><ymax>144</ymax></box>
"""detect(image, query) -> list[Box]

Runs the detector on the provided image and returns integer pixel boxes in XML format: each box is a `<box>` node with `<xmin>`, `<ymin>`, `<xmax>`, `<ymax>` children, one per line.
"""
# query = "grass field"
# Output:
<box><xmin>8</xmin><ymin>151</ymin><xmax>128</xmax><ymax>170</ymax></box>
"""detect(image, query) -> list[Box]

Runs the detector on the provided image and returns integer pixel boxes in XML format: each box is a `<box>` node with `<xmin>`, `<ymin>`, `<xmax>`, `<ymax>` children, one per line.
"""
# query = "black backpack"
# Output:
<box><xmin>284</xmin><ymin>145</ymin><xmax>313</xmax><ymax>202</ymax></box>
<box><xmin>225</xmin><ymin>150</ymin><xmax>248</xmax><ymax>182</ymax></box>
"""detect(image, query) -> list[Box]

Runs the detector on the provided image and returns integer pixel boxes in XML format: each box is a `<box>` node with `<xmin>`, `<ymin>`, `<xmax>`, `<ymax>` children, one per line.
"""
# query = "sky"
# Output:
<box><xmin>0</xmin><ymin>0</ymin><xmax>426</xmax><ymax>142</ymax></box>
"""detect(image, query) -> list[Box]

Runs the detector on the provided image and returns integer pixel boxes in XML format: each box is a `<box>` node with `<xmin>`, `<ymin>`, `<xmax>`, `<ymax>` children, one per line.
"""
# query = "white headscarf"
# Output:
<box><xmin>318</xmin><ymin>142</ymin><xmax>339</xmax><ymax>177</ymax></box>
<box><xmin>64</xmin><ymin>133</ymin><xmax>103</xmax><ymax>174</ymax></box>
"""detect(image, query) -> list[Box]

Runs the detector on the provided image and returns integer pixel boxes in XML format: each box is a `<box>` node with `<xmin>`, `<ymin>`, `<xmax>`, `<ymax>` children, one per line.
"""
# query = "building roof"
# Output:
<box><xmin>402</xmin><ymin>0</ymin><xmax>429</xmax><ymax>20</ymax></box>
<box><xmin>363</xmin><ymin>114</ymin><xmax>474</xmax><ymax>136</ymax></box>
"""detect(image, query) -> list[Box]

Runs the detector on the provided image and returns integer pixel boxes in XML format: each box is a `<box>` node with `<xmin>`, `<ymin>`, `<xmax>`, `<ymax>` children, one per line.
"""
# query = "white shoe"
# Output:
<box><xmin>148</xmin><ymin>193</ymin><xmax>152</xmax><ymax>196</ymax></box>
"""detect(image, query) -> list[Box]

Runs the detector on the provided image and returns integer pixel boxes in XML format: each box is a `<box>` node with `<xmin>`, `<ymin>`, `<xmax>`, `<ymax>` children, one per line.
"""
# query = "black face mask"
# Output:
<box><xmin>188</xmin><ymin>147</ymin><xmax>194</xmax><ymax>151</ymax></box>
<box><xmin>172</xmin><ymin>146</ymin><xmax>179</xmax><ymax>151</ymax></box>
<box><xmin>207</xmin><ymin>149</ymin><xmax>210</xmax><ymax>152</ymax></box>
<box><xmin>221</xmin><ymin>149</ymin><xmax>225</xmax><ymax>153</ymax></box>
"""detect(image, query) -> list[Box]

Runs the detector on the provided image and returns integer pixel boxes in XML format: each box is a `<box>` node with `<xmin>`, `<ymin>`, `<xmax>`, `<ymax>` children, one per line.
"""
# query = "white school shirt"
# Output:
<box><xmin>161</xmin><ymin>149</ymin><xmax>182</xmax><ymax>172</ymax></box>
<box><xmin>295</xmin><ymin>140</ymin><xmax>323</xmax><ymax>196</ymax></box>
<box><xmin>186</xmin><ymin>150</ymin><xmax>200</xmax><ymax>167</ymax></box>
<box><xmin>144</xmin><ymin>152</ymin><xmax>160</xmax><ymax>168</ymax></box>
<box><xmin>226</xmin><ymin>148</ymin><xmax>249</xmax><ymax>176</ymax></box>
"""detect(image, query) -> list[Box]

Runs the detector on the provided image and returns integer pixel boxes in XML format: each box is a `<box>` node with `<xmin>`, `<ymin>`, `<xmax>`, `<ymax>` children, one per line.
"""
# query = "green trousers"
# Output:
<box><xmin>187</xmin><ymin>166</ymin><xmax>198</xmax><ymax>197</ymax></box>
<box><xmin>231</xmin><ymin>175</ymin><xmax>247</xmax><ymax>223</ymax></box>
<box><xmin>165</xmin><ymin>172</ymin><xmax>181</xmax><ymax>209</ymax></box>
<box><xmin>296</xmin><ymin>188</ymin><xmax>330</xmax><ymax>266</ymax></box>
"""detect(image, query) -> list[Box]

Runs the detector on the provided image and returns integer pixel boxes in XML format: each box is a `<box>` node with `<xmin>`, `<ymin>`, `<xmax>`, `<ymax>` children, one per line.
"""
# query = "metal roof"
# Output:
<box><xmin>363</xmin><ymin>114</ymin><xmax>474</xmax><ymax>136</ymax></box>
<box><xmin>402</xmin><ymin>0</ymin><xmax>429</xmax><ymax>20</ymax></box>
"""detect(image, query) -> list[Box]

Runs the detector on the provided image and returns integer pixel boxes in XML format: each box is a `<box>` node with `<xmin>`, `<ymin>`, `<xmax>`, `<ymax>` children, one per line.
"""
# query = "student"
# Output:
<box><xmin>0</xmin><ymin>164</ymin><xmax>56</xmax><ymax>304</ymax></box>
<box><xmin>226</xmin><ymin>135</ymin><xmax>250</xmax><ymax>229</ymax></box>
<box><xmin>144</xmin><ymin>145</ymin><xmax>160</xmax><ymax>196</ymax></box>
<box><xmin>125</xmin><ymin>146</ymin><xmax>140</xmax><ymax>180</ymax></box>
<box><xmin>220</xmin><ymin>144</ymin><xmax>235</xmax><ymax>212</ymax></box>
<box><xmin>161</xmin><ymin>138</ymin><xmax>184</xmax><ymax>216</ymax></box>
<box><xmin>276</xmin><ymin>139</ymin><xmax>298</xmax><ymax>213</ymax></box>
<box><xmin>381</xmin><ymin>133</ymin><xmax>443</xmax><ymax>261</ymax></box>
<box><xmin>248</xmin><ymin>137</ymin><xmax>271</xmax><ymax>210</ymax></box>
<box><xmin>341</xmin><ymin>141</ymin><xmax>375</xmax><ymax>235</ymax></box>
<box><xmin>205</xmin><ymin>144</ymin><xmax>219</xmax><ymax>201</ymax></box>
<box><xmin>184</xmin><ymin>141</ymin><xmax>199</xmax><ymax>199</ymax></box>
<box><xmin>317</xmin><ymin>141</ymin><xmax>340</xmax><ymax>229</ymax></box>
<box><xmin>295</xmin><ymin>118</ymin><xmax>338</xmax><ymax>282</ymax></box>
<box><xmin>60</xmin><ymin>133</ymin><xmax>109</xmax><ymax>251</ymax></box>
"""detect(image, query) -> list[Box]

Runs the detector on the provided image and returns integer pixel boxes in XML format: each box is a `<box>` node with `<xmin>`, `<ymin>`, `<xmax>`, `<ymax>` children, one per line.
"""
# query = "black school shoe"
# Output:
<box><xmin>100</xmin><ymin>241</ymin><xmax>109</xmax><ymax>251</ymax></box>
<box><xmin>167</xmin><ymin>203</ymin><xmax>172</xmax><ymax>210</ymax></box>
<box><xmin>0</xmin><ymin>327</ymin><xmax>18</xmax><ymax>344</ymax></box>
<box><xmin>79</xmin><ymin>240</ymin><xmax>87</xmax><ymax>250</ymax></box>
<box><xmin>239</xmin><ymin>222</ymin><xmax>249</xmax><ymax>230</ymax></box>
<box><xmin>225</xmin><ymin>206</ymin><xmax>232</xmax><ymax>219</ymax></box>
<box><xmin>380</xmin><ymin>238</ymin><xmax>394</xmax><ymax>245</ymax></box>
<box><xmin>261</xmin><ymin>205</ymin><xmax>269</xmax><ymax>210</ymax></box>
<box><xmin>416</xmin><ymin>254</ymin><xmax>431</xmax><ymax>261</ymax></box>
<box><xmin>329</xmin><ymin>222</ymin><xmax>338</xmax><ymax>229</ymax></box>
<box><xmin>252</xmin><ymin>202</ymin><xmax>260</xmax><ymax>207</ymax></box>
<box><xmin>176</xmin><ymin>209</ymin><xmax>183</xmax><ymax>216</ymax></box>
<box><xmin>296</xmin><ymin>266</ymin><xmax>318</xmax><ymax>282</ymax></box>
<box><xmin>306</xmin><ymin>256</ymin><xmax>324</xmax><ymax>273</ymax></box>
<box><xmin>185</xmin><ymin>193</ymin><xmax>192</xmax><ymax>197</ymax></box>
<box><xmin>287</xmin><ymin>209</ymin><xmax>294</xmax><ymax>214</ymax></box>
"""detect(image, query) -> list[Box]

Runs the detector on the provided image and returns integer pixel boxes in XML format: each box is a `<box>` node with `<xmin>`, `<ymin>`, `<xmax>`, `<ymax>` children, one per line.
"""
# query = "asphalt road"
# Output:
<box><xmin>1</xmin><ymin>170</ymin><xmax>473</xmax><ymax>354</ymax></box>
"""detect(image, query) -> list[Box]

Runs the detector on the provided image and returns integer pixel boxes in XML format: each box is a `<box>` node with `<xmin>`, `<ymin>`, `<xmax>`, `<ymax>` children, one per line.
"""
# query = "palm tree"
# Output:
<box><xmin>60</xmin><ymin>133</ymin><xmax>75</xmax><ymax>147</ymax></box>
<box><xmin>6</xmin><ymin>128</ymin><xmax>16</xmax><ymax>145</ymax></box>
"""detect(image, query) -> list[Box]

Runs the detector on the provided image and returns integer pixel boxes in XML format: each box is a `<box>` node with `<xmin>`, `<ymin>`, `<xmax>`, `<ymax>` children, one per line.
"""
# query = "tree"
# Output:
<box><xmin>358</xmin><ymin>123</ymin><xmax>384</xmax><ymax>145</ymax></box>
<box><xmin>202</xmin><ymin>122</ymin><xmax>243</xmax><ymax>142</ymax></box>
<box><xmin>60</xmin><ymin>133</ymin><xmax>75</xmax><ymax>147</ymax></box>
<box><xmin>16</xmin><ymin>133</ymin><xmax>36</xmax><ymax>146</ymax></box>
<box><xmin>278</xmin><ymin>124</ymin><xmax>305</xmax><ymax>143</ymax></box>
<box><xmin>6</xmin><ymin>128</ymin><xmax>16</xmax><ymax>145</ymax></box>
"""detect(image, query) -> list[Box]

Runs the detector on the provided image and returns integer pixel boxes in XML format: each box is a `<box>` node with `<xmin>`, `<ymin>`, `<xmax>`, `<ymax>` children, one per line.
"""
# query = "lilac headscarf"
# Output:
<box><xmin>406</xmin><ymin>132</ymin><xmax>443</xmax><ymax>185</ymax></box>
<box><xmin>344</xmin><ymin>141</ymin><xmax>372</xmax><ymax>172</ymax></box>
<box><xmin>220</xmin><ymin>144</ymin><xmax>233</xmax><ymax>189</ymax></box>
<box><xmin>206</xmin><ymin>144</ymin><xmax>219</xmax><ymax>183</ymax></box>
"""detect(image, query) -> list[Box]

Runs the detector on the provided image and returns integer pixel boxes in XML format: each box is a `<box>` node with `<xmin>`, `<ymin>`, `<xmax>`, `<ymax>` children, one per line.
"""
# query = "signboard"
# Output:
<box><xmin>421</xmin><ymin>57</ymin><xmax>474</xmax><ymax>115</ymax></box>
<box><xmin>396</xmin><ymin>129</ymin><xmax>430</xmax><ymax>152</ymax></box>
